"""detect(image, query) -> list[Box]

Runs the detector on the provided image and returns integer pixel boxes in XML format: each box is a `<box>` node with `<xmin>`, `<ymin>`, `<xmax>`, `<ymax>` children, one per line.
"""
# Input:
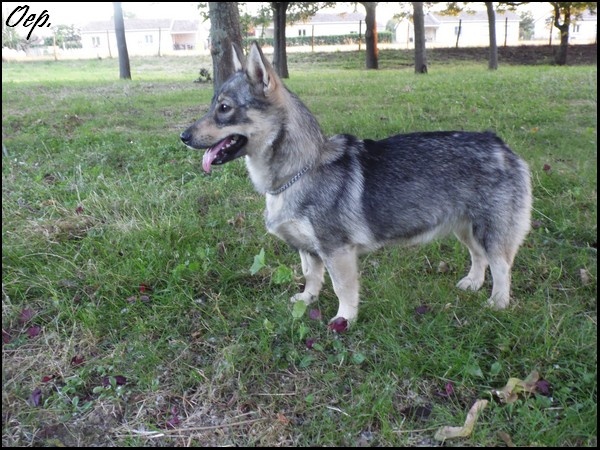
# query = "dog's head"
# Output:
<box><xmin>180</xmin><ymin>42</ymin><xmax>285</xmax><ymax>173</ymax></box>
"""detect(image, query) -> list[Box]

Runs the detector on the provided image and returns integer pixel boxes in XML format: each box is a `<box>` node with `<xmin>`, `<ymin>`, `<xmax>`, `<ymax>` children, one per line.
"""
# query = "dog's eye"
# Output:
<box><xmin>218</xmin><ymin>103</ymin><xmax>231</xmax><ymax>113</ymax></box>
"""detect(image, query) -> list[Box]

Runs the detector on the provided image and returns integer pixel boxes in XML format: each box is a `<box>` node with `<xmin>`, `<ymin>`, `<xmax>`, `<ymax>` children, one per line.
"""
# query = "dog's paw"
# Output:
<box><xmin>330</xmin><ymin>305</ymin><xmax>358</xmax><ymax>327</ymax></box>
<box><xmin>456</xmin><ymin>276</ymin><xmax>484</xmax><ymax>292</ymax></box>
<box><xmin>328</xmin><ymin>316</ymin><xmax>349</xmax><ymax>332</ymax></box>
<box><xmin>290</xmin><ymin>292</ymin><xmax>317</xmax><ymax>304</ymax></box>
<box><xmin>486</xmin><ymin>295</ymin><xmax>509</xmax><ymax>310</ymax></box>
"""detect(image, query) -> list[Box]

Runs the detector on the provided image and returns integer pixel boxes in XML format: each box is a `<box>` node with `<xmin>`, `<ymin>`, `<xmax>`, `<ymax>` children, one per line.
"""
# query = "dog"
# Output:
<box><xmin>180</xmin><ymin>42</ymin><xmax>532</xmax><ymax>327</ymax></box>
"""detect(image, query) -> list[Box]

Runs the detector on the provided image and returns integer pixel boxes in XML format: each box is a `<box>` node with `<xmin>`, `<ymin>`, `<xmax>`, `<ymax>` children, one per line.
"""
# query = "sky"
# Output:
<box><xmin>4</xmin><ymin>2</ymin><xmax>553</xmax><ymax>39</ymax></box>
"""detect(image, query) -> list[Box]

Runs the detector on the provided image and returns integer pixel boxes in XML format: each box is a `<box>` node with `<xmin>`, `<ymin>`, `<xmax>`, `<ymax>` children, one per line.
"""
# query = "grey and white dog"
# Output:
<box><xmin>180</xmin><ymin>42</ymin><xmax>532</xmax><ymax>327</ymax></box>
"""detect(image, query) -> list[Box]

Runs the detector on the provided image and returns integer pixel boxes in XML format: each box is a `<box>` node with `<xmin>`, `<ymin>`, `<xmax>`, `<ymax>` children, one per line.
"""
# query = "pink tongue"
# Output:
<box><xmin>202</xmin><ymin>147</ymin><xmax>219</xmax><ymax>173</ymax></box>
<box><xmin>202</xmin><ymin>139</ymin><xmax>229</xmax><ymax>173</ymax></box>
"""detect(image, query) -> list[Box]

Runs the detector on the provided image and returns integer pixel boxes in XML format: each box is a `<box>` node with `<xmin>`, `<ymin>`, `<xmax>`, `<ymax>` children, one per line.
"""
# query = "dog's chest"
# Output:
<box><xmin>265</xmin><ymin>197</ymin><xmax>318</xmax><ymax>252</ymax></box>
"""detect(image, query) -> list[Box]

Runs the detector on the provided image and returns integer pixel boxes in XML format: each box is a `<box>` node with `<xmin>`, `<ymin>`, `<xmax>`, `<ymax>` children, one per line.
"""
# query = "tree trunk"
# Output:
<box><xmin>485</xmin><ymin>2</ymin><xmax>498</xmax><ymax>70</ymax></box>
<box><xmin>361</xmin><ymin>2</ymin><xmax>378</xmax><ymax>69</ymax></box>
<box><xmin>272</xmin><ymin>2</ymin><xmax>289</xmax><ymax>78</ymax></box>
<box><xmin>208</xmin><ymin>2</ymin><xmax>243</xmax><ymax>92</ymax></box>
<box><xmin>552</xmin><ymin>3</ymin><xmax>570</xmax><ymax>65</ymax></box>
<box><xmin>113</xmin><ymin>2</ymin><xmax>131</xmax><ymax>79</ymax></box>
<box><xmin>412</xmin><ymin>2</ymin><xmax>427</xmax><ymax>73</ymax></box>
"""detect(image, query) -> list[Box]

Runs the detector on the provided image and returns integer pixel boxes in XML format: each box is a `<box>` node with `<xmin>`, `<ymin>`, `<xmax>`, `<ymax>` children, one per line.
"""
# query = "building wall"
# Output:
<box><xmin>568</xmin><ymin>16</ymin><xmax>597</xmax><ymax>43</ymax></box>
<box><xmin>81</xmin><ymin>29</ymin><xmax>183</xmax><ymax>57</ymax></box>
<box><xmin>395</xmin><ymin>16</ymin><xmax>520</xmax><ymax>48</ymax></box>
<box><xmin>285</xmin><ymin>21</ymin><xmax>363</xmax><ymax>38</ymax></box>
<box><xmin>531</xmin><ymin>11</ymin><xmax>596</xmax><ymax>44</ymax></box>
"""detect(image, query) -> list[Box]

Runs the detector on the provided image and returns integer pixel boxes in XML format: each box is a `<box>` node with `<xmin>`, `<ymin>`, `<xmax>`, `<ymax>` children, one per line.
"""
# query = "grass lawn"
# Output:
<box><xmin>2</xmin><ymin>49</ymin><xmax>597</xmax><ymax>446</ymax></box>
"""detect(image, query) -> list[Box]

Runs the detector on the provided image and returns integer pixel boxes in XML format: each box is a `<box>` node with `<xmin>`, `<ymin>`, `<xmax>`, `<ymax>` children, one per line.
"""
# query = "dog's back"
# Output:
<box><xmin>360</xmin><ymin>131</ymin><xmax>531</xmax><ymax>247</ymax></box>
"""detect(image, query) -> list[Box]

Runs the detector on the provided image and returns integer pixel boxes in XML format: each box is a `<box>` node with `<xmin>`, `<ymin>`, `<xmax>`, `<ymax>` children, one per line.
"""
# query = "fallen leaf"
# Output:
<box><xmin>277</xmin><ymin>412</ymin><xmax>291</xmax><ymax>424</ymax></box>
<box><xmin>27</xmin><ymin>325</ymin><xmax>42</xmax><ymax>338</ymax></box>
<box><xmin>328</xmin><ymin>317</ymin><xmax>348</xmax><ymax>333</ymax></box>
<box><xmin>535</xmin><ymin>379</ymin><xmax>552</xmax><ymax>396</ymax></box>
<box><xmin>308</xmin><ymin>308</ymin><xmax>322</xmax><ymax>320</ymax></box>
<box><xmin>166</xmin><ymin>415</ymin><xmax>180</xmax><ymax>429</ymax></box>
<box><xmin>531</xmin><ymin>219</ymin><xmax>543</xmax><ymax>229</ymax></box>
<box><xmin>438</xmin><ymin>261</ymin><xmax>450</xmax><ymax>273</ymax></box>
<box><xmin>19</xmin><ymin>308</ymin><xmax>36</xmax><ymax>324</ymax></box>
<box><xmin>435</xmin><ymin>381</ymin><xmax>456</xmax><ymax>398</ymax></box>
<box><xmin>498</xmin><ymin>430</ymin><xmax>516</xmax><ymax>447</ymax></box>
<box><xmin>415</xmin><ymin>304</ymin><xmax>431</xmax><ymax>315</ymax></box>
<box><xmin>71</xmin><ymin>355</ymin><xmax>85</xmax><ymax>366</ymax></box>
<box><xmin>494</xmin><ymin>370</ymin><xmax>540</xmax><ymax>404</ymax></box>
<box><xmin>102</xmin><ymin>375</ymin><xmax>127</xmax><ymax>387</ymax></box>
<box><xmin>579</xmin><ymin>268</ymin><xmax>591</xmax><ymax>285</ymax></box>
<box><xmin>28</xmin><ymin>388</ymin><xmax>43</xmax><ymax>407</ymax></box>
<box><xmin>434</xmin><ymin>399</ymin><xmax>488</xmax><ymax>441</ymax></box>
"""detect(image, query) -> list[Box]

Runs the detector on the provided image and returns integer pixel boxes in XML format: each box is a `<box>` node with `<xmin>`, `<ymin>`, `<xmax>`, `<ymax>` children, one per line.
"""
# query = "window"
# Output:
<box><xmin>92</xmin><ymin>36</ymin><xmax>101</xmax><ymax>47</ymax></box>
<box><xmin>145</xmin><ymin>34</ymin><xmax>153</xmax><ymax>44</ymax></box>
<box><xmin>298</xmin><ymin>29</ymin><xmax>306</xmax><ymax>36</ymax></box>
<box><xmin>572</xmin><ymin>24</ymin><xmax>580</xmax><ymax>33</ymax></box>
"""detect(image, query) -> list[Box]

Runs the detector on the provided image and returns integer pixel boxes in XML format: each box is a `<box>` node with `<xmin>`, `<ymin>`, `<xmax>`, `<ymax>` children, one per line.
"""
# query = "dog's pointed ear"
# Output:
<box><xmin>232</xmin><ymin>42</ymin><xmax>244</xmax><ymax>72</ymax></box>
<box><xmin>246</xmin><ymin>41</ymin><xmax>278</xmax><ymax>96</ymax></box>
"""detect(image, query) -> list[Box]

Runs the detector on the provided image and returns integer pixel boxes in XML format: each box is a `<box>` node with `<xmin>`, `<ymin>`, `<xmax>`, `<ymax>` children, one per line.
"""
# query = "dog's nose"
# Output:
<box><xmin>180</xmin><ymin>130</ymin><xmax>191</xmax><ymax>144</ymax></box>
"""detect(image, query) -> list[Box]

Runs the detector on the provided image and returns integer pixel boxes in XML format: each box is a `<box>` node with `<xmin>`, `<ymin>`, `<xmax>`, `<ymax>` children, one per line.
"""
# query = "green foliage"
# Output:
<box><xmin>43</xmin><ymin>24</ymin><xmax>82</xmax><ymax>49</ymax></box>
<box><xmin>245</xmin><ymin>31</ymin><xmax>393</xmax><ymax>48</ymax></box>
<box><xmin>519</xmin><ymin>11</ymin><xmax>535</xmax><ymax>40</ymax></box>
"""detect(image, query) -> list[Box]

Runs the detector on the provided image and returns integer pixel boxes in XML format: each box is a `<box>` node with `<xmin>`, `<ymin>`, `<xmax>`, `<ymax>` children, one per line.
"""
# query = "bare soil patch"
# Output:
<box><xmin>428</xmin><ymin>43</ymin><xmax>597</xmax><ymax>66</ymax></box>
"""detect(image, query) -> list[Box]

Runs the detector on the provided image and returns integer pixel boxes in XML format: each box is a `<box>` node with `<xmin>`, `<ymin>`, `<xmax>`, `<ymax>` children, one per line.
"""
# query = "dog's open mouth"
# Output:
<box><xmin>202</xmin><ymin>135</ymin><xmax>248</xmax><ymax>173</ymax></box>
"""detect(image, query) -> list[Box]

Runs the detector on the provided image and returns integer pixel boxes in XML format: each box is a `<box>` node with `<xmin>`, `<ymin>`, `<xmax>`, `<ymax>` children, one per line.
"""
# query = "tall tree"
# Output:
<box><xmin>272</xmin><ymin>2</ymin><xmax>290</xmax><ymax>78</ymax></box>
<box><xmin>549</xmin><ymin>2</ymin><xmax>596</xmax><ymax>65</ymax></box>
<box><xmin>485</xmin><ymin>2</ymin><xmax>498</xmax><ymax>70</ymax></box>
<box><xmin>113</xmin><ymin>2</ymin><xmax>131</xmax><ymax>80</ymax></box>
<box><xmin>360</xmin><ymin>2</ymin><xmax>379</xmax><ymax>69</ymax></box>
<box><xmin>443</xmin><ymin>2</ymin><xmax>512</xmax><ymax>69</ymax></box>
<box><xmin>208</xmin><ymin>2</ymin><xmax>243</xmax><ymax>91</ymax></box>
<box><xmin>412</xmin><ymin>2</ymin><xmax>427</xmax><ymax>73</ymax></box>
<box><xmin>270</xmin><ymin>2</ymin><xmax>335</xmax><ymax>78</ymax></box>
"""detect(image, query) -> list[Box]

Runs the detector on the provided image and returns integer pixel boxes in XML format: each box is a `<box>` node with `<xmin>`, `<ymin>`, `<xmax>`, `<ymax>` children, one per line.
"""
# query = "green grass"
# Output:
<box><xmin>2</xmin><ymin>50</ymin><xmax>597</xmax><ymax>447</ymax></box>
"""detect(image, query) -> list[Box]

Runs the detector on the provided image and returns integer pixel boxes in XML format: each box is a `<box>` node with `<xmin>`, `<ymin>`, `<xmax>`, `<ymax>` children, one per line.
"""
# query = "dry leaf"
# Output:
<box><xmin>437</xmin><ymin>261</ymin><xmax>450</xmax><ymax>273</ymax></box>
<box><xmin>498</xmin><ymin>431</ymin><xmax>516</xmax><ymax>447</ymax></box>
<box><xmin>277</xmin><ymin>412</ymin><xmax>290</xmax><ymax>425</ymax></box>
<box><xmin>579</xmin><ymin>268</ymin><xmax>591</xmax><ymax>285</ymax></box>
<box><xmin>494</xmin><ymin>371</ymin><xmax>539</xmax><ymax>404</ymax></box>
<box><xmin>434</xmin><ymin>399</ymin><xmax>488</xmax><ymax>441</ymax></box>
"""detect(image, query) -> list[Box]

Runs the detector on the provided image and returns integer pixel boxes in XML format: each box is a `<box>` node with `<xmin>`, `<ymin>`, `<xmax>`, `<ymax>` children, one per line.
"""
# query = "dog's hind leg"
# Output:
<box><xmin>291</xmin><ymin>250</ymin><xmax>324</xmax><ymax>305</ymax></box>
<box><xmin>487</xmin><ymin>237</ymin><xmax>522</xmax><ymax>309</ymax></box>
<box><xmin>324</xmin><ymin>247</ymin><xmax>360</xmax><ymax>323</ymax></box>
<box><xmin>455</xmin><ymin>224</ymin><xmax>488</xmax><ymax>292</ymax></box>
<box><xmin>487</xmin><ymin>254</ymin><xmax>512</xmax><ymax>309</ymax></box>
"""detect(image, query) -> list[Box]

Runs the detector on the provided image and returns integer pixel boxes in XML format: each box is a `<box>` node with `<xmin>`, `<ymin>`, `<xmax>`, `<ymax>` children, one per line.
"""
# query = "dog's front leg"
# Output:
<box><xmin>290</xmin><ymin>250</ymin><xmax>324</xmax><ymax>305</ymax></box>
<box><xmin>324</xmin><ymin>247</ymin><xmax>360</xmax><ymax>323</ymax></box>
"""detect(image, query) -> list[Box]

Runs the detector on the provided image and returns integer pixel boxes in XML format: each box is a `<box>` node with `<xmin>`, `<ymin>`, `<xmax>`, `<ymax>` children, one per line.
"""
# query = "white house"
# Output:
<box><xmin>531</xmin><ymin>9</ymin><xmax>597</xmax><ymax>44</ymax></box>
<box><xmin>258</xmin><ymin>12</ymin><xmax>385</xmax><ymax>39</ymax></box>
<box><xmin>395</xmin><ymin>11</ymin><xmax>521</xmax><ymax>48</ymax></box>
<box><xmin>80</xmin><ymin>18</ymin><xmax>205</xmax><ymax>57</ymax></box>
